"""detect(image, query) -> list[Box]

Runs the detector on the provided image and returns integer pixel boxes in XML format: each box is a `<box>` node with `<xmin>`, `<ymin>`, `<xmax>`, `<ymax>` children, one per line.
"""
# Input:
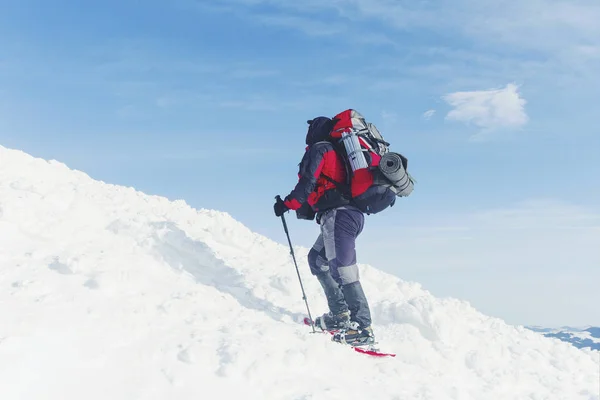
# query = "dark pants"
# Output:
<box><xmin>307</xmin><ymin>206</ymin><xmax>372</xmax><ymax>328</ymax></box>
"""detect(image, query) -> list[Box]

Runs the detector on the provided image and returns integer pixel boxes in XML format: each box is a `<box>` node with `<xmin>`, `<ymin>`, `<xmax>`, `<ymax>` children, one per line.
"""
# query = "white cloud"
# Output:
<box><xmin>422</xmin><ymin>109</ymin><xmax>436</xmax><ymax>120</ymax></box>
<box><xmin>443</xmin><ymin>83</ymin><xmax>528</xmax><ymax>132</ymax></box>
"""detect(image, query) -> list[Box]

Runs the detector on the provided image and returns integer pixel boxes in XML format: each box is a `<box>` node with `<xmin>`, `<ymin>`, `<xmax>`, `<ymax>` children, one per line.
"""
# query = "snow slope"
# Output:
<box><xmin>0</xmin><ymin>144</ymin><xmax>598</xmax><ymax>400</ymax></box>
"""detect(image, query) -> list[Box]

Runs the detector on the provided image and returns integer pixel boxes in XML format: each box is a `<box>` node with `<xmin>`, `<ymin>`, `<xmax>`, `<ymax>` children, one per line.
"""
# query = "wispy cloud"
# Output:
<box><xmin>422</xmin><ymin>110</ymin><xmax>436</xmax><ymax>120</ymax></box>
<box><xmin>461</xmin><ymin>1</ymin><xmax>600</xmax><ymax>52</ymax></box>
<box><xmin>443</xmin><ymin>83</ymin><xmax>528</xmax><ymax>138</ymax></box>
<box><xmin>191</xmin><ymin>0</ymin><xmax>393</xmax><ymax>44</ymax></box>
<box><xmin>199</xmin><ymin>0</ymin><xmax>600</xmax><ymax>46</ymax></box>
<box><xmin>194</xmin><ymin>0</ymin><xmax>600</xmax><ymax>78</ymax></box>
<box><xmin>130</xmin><ymin>0</ymin><xmax>600</xmax><ymax>122</ymax></box>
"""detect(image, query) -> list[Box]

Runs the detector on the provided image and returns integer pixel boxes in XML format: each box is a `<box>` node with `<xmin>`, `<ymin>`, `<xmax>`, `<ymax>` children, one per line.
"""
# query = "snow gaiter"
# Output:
<box><xmin>316</xmin><ymin>271</ymin><xmax>348</xmax><ymax>316</ymax></box>
<box><xmin>341</xmin><ymin>281</ymin><xmax>372</xmax><ymax>328</ymax></box>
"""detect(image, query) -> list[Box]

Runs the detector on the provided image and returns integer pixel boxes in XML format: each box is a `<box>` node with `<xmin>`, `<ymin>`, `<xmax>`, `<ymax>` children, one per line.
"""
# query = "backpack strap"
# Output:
<box><xmin>358</xmin><ymin>134</ymin><xmax>390</xmax><ymax>147</ymax></box>
<box><xmin>321</xmin><ymin>174</ymin><xmax>351</xmax><ymax>197</ymax></box>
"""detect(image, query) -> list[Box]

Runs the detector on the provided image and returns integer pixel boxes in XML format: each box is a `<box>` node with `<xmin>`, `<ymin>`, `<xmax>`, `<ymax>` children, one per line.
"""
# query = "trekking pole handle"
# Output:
<box><xmin>275</xmin><ymin>195</ymin><xmax>290</xmax><ymax>236</ymax></box>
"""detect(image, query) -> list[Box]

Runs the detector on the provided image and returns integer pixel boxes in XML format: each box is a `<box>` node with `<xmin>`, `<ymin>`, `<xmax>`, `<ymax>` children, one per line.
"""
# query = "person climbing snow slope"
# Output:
<box><xmin>273</xmin><ymin>116</ymin><xmax>376</xmax><ymax>347</ymax></box>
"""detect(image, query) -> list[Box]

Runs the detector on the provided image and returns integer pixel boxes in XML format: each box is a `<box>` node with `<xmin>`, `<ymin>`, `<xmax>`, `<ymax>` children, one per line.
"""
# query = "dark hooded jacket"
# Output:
<box><xmin>283</xmin><ymin>117</ymin><xmax>351</xmax><ymax>216</ymax></box>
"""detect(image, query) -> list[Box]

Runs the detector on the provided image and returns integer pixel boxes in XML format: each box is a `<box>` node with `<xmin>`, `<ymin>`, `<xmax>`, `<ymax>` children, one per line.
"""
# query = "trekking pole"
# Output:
<box><xmin>276</xmin><ymin>196</ymin><xmax>316</xmax><ymax>333</ymax></box>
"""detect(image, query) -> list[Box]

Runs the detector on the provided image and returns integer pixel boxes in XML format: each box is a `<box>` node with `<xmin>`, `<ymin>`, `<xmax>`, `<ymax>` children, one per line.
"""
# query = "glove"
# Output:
<box><xmin>273</xmin><ymin>195</ymin><xmax>289</xmax><ymax>217</ymax></box>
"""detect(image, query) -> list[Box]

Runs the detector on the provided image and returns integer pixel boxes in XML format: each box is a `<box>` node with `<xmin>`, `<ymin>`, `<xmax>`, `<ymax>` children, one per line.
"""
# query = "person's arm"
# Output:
<box><xmin>283</xmin><ymin>144</ymin><xmax>328</xmax><ymax>210</ymax></box>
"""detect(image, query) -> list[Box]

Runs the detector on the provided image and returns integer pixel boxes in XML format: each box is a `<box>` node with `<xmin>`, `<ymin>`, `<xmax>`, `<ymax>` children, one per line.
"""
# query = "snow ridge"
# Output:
<box><xmin>0</xmin><ymin>145</ymin><xmax>598</xmax><ymax>400</ymax></box>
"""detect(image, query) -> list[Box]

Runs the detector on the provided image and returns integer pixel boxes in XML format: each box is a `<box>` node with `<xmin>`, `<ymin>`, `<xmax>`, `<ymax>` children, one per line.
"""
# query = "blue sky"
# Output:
<box><xmin>1</xmin><ymin>0</ymin><xmax>599</xmax><ymax>326</ymax></box>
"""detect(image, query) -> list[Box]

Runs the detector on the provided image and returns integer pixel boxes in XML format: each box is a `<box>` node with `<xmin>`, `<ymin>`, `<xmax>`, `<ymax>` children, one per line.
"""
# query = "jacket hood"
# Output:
<box><xmin>305</xmin><ymin>116</ymin><xmax>336</xmax><ymax>145</ymax></box>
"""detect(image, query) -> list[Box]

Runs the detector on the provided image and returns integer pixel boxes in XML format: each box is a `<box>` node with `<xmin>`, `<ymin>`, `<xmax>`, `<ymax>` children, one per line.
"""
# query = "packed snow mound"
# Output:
<box><xmin>0</xmin><ymin>144</ymin><xmax>598</xmax><ymax>400</ymax></box>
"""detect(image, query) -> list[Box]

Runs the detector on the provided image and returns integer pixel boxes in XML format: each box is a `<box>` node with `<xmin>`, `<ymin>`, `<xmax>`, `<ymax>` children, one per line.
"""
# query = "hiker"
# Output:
<box><xmin>273</xmin><ymin>116</ymin><xmax>375</xmax><ymax>346</ymax></box>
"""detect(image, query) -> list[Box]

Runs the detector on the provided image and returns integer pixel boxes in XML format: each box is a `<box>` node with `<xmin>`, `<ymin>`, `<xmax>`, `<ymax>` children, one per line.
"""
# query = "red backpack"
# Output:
<box><xmin>325</xmin><ymin>109</ymin><xmax>414</xmax><ymax>215</ymax></box>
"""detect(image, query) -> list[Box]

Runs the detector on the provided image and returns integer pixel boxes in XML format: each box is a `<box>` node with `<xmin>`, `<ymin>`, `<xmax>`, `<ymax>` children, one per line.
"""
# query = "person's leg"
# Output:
<box><xmin>320</xmin><ymin>208</ymin><xmax>372</xmax><ymax>329</ymax></box>
<box><xmin>307</xmin><ymin>233</ymin><xmax>348</xmax><ymax>319</ymax></box>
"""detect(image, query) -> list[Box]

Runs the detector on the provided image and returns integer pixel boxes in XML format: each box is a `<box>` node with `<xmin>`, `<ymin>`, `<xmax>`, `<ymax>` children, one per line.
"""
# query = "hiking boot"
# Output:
<box><xmin>314</xmin><ymin>310</ymin><xmax>350</xmax><ymax>331</ymax></box>
<box><xmin>332</xmin><ymin>321</ymin><xmax>375</xmax><ymax>346</ymax></box>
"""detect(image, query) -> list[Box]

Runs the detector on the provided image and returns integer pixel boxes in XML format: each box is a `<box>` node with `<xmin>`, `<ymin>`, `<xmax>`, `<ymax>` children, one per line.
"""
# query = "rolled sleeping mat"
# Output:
<box><xmin>341</xmin><ymin>132</ymin><xmax>368</xmax><ymax>171</ymax></box>
<box><xmin>379</xmin><ymin>152</ymin><xmax>414</xmax><ymax>196</ymax></box>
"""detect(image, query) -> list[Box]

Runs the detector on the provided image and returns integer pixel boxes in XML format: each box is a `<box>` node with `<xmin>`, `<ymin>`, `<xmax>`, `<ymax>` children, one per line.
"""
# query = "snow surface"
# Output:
<box><xmin>0</xmin><ymin>144</ymin><xmax>598</xmax><ymax>400</ymax></box>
